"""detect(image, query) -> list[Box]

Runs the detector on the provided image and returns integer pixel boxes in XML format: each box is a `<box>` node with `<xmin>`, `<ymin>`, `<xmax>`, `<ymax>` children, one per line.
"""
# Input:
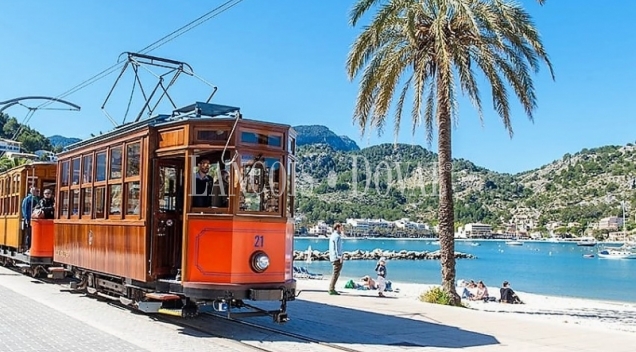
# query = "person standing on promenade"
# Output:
<box><xmin>328</xmin><ymin>223</ymin><xmax>344</xmax><ymax>295</ymax></box>
<box><xmin>375</xmin><ymin>257</ymin><xmax>387</xmax><ymax>297</ymax></box>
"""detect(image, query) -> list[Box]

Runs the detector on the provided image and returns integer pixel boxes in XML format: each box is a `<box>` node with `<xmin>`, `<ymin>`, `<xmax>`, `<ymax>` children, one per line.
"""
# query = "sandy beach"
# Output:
<box><xmin>295</xmin><ymin>274</ymin><xmax>636</xmax><ymax>334</ymax></box>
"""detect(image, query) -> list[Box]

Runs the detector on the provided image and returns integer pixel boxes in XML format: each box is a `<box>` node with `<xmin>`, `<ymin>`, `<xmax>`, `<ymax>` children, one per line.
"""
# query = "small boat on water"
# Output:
<box><xmin>505</xmin><ymin>240</ymin><xmax>523</xmax><ymax>246</ymax></box>
<box><xmin>583</xmin><ymin>254</ymin><xmax>595</xmax><ymax>258</ymax></box>
<box><xmin>598</xmin><ymin>248</ymin><xmax>636</xmax><ymax>260</ymax></box>
<box><xmin>576</xmin><ymin>237</ymin><xmax>597</xmax><ymax>247</ymax></box>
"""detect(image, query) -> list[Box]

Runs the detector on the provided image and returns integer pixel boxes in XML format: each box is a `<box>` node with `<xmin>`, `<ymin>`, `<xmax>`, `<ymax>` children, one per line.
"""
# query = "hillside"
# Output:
<box><xmin>294</xmin><ymin>126</ymin><xmax>636</xmax><ymax>232</ymax></box>
<box><xmin>294</xmin><ymin>125</ymin><xmax>359</xmax><ymax>151</ymax></box>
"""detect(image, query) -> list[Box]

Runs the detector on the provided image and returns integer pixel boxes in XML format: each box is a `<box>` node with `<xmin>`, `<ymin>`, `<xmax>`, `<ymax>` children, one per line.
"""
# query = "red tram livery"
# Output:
<box><xmin>0</xmin><ymin>101</ymin><xmax>298</xmax><ymax>322</ymax></box>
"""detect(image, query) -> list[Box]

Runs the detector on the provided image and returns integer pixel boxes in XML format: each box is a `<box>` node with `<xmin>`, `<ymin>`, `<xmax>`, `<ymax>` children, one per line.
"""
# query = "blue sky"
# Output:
<box><xmin>1</xmin><ymin>0</ymin><xmax>635</xmax><ymax>174</ymax></box>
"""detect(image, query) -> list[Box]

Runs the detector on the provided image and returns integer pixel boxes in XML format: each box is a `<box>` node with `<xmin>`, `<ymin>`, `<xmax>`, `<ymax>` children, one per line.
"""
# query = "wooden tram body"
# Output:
<box><xmin>0</xmin><ymin>101</ymin><xmax>298</xmax><ymax>322</ymax></box>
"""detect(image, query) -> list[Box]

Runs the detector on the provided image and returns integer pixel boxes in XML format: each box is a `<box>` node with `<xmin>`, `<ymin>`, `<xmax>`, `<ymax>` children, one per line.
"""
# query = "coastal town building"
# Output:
<box><xmin>34</xmin><ymin>150</ymin><xmax>57</xmax><ymax>161</ymax></box>
<box><xmin>598</xmin><ymin>216</ymin><xmax>624</xmax><ymax>230</ymax></box>
<box><xmin>0</xmin><ymin>138</ymin><xmax>40</xmax><ymax>160</ymax></box>
<box><xmin>308</xmin><ymin>221</ymin><xmax>331</xmax><ymax>236</ymax></box>
<box><xmin>455</xmin><ymin>223</ymin><xmax>492</xmax><ymax>238</ymax></box>
<box><xmin>345</xmin><ymin>218</ymin><xmax>429</xmax><ymax>231</ymax></box>
<box><xmin>0</xmin><ymin>138</ymin><xmax>21</xmax><ymax>154</ymax></box>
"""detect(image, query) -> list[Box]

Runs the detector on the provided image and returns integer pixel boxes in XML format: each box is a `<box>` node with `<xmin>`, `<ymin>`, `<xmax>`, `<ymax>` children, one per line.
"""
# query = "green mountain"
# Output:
<box><xmin>294</xmin><ymin>125</ymin><xmax>360</xmax><ymax>151</ymax></box>
<box><xmin>295</xmin><ymin>126</ymin><xmax>636</xmax><ymax>233</ymax></box>
<box><xmin>48</xmin><ymin>135</ymin><xmax>81</xmax><ymax>149</ymax></box>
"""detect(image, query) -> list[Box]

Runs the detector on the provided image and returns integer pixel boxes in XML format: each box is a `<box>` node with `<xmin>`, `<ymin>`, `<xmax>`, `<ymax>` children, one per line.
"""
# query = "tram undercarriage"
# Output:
<box><xmin>66</xmin><ymin>268</ymin><xmax>296</xmax><ymax>323</ymax></box>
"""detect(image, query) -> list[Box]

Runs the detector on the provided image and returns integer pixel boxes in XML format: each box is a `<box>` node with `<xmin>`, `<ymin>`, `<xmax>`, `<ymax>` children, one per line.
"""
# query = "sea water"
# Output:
<box><xmin>294</xmin><ymin>238</ymin><xmax>636</xmax><ymax>303</ymax></box>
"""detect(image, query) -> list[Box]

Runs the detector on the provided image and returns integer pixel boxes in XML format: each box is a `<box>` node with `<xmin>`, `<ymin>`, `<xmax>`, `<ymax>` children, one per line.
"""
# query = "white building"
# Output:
<box><xmin>34</xmin><ymin>150</ymin><xmax>58</xmax><ymax>161</ymax></box>
<box><xmin>308</xmin><ymin>221</ymin><xmax>331</xmax><ymax>236</ymax></box>
<box><xmin>598</xmin><ymin>216</ymin><xmax>623</xmax><ymax>231</ymax></box>
<box><xmin>0</xmin><ymin>138</ymin><xmax>21</xmax><ymax>154</ymax></box>
<box><xmin>456</xmin><ymin>223</ymin><xmax>492</xmax><ymax>238</ymax></box>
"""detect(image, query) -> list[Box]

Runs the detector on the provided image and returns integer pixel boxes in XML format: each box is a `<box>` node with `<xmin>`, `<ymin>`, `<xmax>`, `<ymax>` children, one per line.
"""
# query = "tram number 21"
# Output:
<box><xmin>254</xmin><ymin>235</ymin><xmax>264</xmax><ymax>248</ymax></box>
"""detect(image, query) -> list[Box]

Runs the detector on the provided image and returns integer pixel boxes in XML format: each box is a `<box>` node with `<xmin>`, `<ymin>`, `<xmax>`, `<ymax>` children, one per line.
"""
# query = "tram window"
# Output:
<box><xmin>72</xmin><ymin>158</ymin><xmax>80</xmax><ymax>185</ymax></box>
<box><xmin>288</xmin><ymin>136</ymin><xmax>296</xmax><ymax>155</ymax></box>
<box><xmin>126</xmin><ymin>181</ymin><xmax>140</xmax><ymax>215</ymax></box>
<box><xmin>72</xmin><ymin>189</ymin><xmax>80</xmax><ymax>215</ymax></box>
<box><xmin>197</xmin><ymin>129</ymin><xmax>229</xmax><ymax>142</ymax></box>
<box><xmin>287</xmin><ymin>161</ymin><xmax>295</xmax><ymax>216</ymax></box>
<box><xmin>158</xmin><ymin>166</ymin><xmax>177</xmax><ymax>212</ymax></box>
<box><xmin>60</xmin><ymin>191</ymin><xmax>69</xmax><ymax>217</ymax></box>
<box><xmin>109</xmin><ymin>184</ymin><xmax>122</xmax><ymax>215</ymax></box>
<box><xmin>61</xmin><ymin>161</ymin><xmax>70</xmax><ymax>187</ymax></box>
<box><xmin>110</xmin><ymin>146</ymin><xmax>122</xmax><ymax>179</ymax></box>
<box><xmin>126</xmin><ymin>143</ymin><xmax>141</xmax><ymax>177</ymax></box>
<box><xmin>240</xmin><ymin>131</ymin><xmax>282</xmax><ymax>148</ymax></box>
<box><xmin>82</xmin><ymin>188</ymin><xmax>92</xmax><ymax>216</ymax></box>
<box><xmin>83</xmin><ymin>155</ymin><xmax>93</xmax><ymax>183</ymax></box>
<box><xmin>96</xmin><ymin>151</ymin><xmax>107</xmax><ymax>182</ymax></box>
<box><xmin>239</xmin><ymin>155</ymin><xmax>282</xmax><ymax>213</ymax></box>
<box><xmin>94</xmin><ymin>186</ymin><xmax>106</xmax><ymax>218</ymax></box>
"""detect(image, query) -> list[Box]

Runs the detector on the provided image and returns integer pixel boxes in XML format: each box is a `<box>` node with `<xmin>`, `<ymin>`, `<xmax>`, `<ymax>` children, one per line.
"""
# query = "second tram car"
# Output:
<box><xmin>0</xmin><ymin>101</ymin><xmax>298</xmax><ymax>322</ymax></box>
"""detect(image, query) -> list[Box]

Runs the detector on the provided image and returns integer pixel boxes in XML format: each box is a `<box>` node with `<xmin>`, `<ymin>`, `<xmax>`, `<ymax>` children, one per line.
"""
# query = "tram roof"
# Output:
<box><xmin>61</xmin><ymin>102</ymin><xmax>294</xmax><ymax>153</ymax></box>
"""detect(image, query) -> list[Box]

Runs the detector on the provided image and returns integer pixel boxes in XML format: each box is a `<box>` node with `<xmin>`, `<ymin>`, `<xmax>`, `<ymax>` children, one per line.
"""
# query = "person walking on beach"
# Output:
<box><xmin>328</xmin><ymin>223</ymin><xmax>344</xmax><ymax>295</ymax></box>
<box><xmin>375</xmin><ymin>257</ymin><xmax>387</xmax><ymax>297</ymax></box>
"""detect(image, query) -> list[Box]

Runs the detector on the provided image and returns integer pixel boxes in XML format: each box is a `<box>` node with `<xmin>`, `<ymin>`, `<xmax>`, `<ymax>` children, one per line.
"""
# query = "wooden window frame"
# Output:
<box><xmin>95</xmin><ymin>150</ymin><xmax>108</xmax><ymax>183</ymax></box>
<box><xmin>193</xmin><ymin>126</ymin><xmax>232</xmax><ymax>145</ymax></box>
<box><xmin>93</xmin><ymin>185</ymin><xmax>106</xmax><ymax>219</ymax></box>
<box><xmin>109</xmin><ymin>145</ymin><xmax>123</xmax><ymax>181</ymax></box>
<box><xmin>60</xmin><ymin>160</ymin><xmax>70</xmax><ymax>187</ymax></box>
<box><xmin>236</xmin><ymin>152</ymin><xmax>285</xmax><ymax>217</ymax></box>
<box><xmin>286</xmin><ymin>158</ymin><xmax>296</xmax><ymax>217</ymax></box>
<box><xmin>239</xmin><ymin>128</ymin><xmax>284</xmax><ymax>150</ymax></box>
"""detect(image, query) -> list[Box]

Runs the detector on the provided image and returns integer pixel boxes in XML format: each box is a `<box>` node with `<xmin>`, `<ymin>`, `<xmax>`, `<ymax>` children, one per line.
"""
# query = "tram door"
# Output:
<box><xmin>150</xmin><ymin>159</ymin><xmax>184</xmax><ymax>279</ymax></box>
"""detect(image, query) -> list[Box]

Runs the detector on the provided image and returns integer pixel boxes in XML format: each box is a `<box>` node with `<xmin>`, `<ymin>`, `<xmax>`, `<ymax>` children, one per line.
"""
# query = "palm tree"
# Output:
<box><xmin>0</xmin><ymin>156</ymin><xmax>30</xmax><ymax>172</ymax></box>
<box><xmin>346</xmin><ymin>0</ymin><xmax>554</xmax><ymax>305</ymax></box>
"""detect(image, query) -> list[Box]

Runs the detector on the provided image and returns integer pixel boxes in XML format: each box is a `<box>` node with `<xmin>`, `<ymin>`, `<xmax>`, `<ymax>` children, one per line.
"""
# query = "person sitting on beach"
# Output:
<box><xmin>461</xmin><ymin>280</ymin><xmax>477</xmax><ymax>299</ymax></box>
<box><xmin>361</xmin><ymin>275</ymin><xmax>377</xmax><ymax>290</ymax></box>
<box><xmin>499</xmin><ymin>281</ymin><xmax>524</xmax><ymax>304</ymax></box>
<box><xmin>470</xmin><ymin>281</ymin><xmax>489</xmax><ymax>301</ymax></box>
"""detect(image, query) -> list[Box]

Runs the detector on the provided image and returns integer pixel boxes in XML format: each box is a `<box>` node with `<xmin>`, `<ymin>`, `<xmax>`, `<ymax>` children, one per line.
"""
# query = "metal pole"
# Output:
<box><xmin>623</xmin><ymin>200</ymin><xmax>626</xmax><ymax>233</ymax></box>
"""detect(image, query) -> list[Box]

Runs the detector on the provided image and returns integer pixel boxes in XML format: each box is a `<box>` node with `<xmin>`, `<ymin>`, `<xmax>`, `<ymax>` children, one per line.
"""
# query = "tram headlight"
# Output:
<box><xmin>250</xmin><ymin>251</ymin><xmax>270</xmax><ymax>273</ymax></box>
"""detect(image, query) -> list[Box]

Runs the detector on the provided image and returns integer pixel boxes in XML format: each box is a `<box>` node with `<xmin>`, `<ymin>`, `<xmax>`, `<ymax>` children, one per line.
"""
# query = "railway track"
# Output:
<box><xmin>5</xmin><ymin>265</ymin><xmax>361</xmax><ymax>352</ymax></box>
<box><xmin>157</xmin><ymin>312</ymin><xmax>363</xmax><ymax>352</ymax></box>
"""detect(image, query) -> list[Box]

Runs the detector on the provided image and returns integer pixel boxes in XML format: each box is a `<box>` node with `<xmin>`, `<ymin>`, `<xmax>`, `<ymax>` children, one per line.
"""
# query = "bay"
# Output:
<box><xmin>294</xmin><ymin>238</ymin><xmax>636</xmax><ymax>303</ymax></box>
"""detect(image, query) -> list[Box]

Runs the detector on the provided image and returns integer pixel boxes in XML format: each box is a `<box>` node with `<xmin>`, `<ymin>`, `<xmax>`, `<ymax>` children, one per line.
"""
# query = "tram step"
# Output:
<box><xmin>145</xmin><ymin>292</ymin><xmax>181</xmax><ymax>301</ymax></box>
<box><xmin>47</xmin><ymin>267</ymin><xmax>68</xmax><ymax>280</ymax></box>
<box><xmin>48</xmin><ymin>267</ymin><xmax>67</xmax><ymax>272</ymax></box>
<box><xmin>14</xmin><ymin>263</ymin><xmax>30</xmax><ymax>268</ymax></box>
<box><xmin>157</xmin><ymin>308</ymin><xmax>184</xmax><ymax>317</ymax></box>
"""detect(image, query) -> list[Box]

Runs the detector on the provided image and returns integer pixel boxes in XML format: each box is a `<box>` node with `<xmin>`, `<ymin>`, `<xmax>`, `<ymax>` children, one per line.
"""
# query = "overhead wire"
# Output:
<box><xmin>15</xmin><ymin>0</ymin><xmax>245</xmax><ymax>129</ymax></box>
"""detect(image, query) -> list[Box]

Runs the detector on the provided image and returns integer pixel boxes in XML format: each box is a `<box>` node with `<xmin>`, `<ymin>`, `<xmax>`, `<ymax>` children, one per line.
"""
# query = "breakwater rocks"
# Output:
<box><xmin>293</xmin><ymin>249</ymin><xmax>476</xmax><ymax>261</ymax></box>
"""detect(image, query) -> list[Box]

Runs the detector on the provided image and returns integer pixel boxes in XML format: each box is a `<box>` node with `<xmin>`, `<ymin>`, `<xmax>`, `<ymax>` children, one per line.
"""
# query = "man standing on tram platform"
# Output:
<box><xmin>21</xmin><ymin>186</ymin><xmax>40</xmax><ymax>253</ymax></box>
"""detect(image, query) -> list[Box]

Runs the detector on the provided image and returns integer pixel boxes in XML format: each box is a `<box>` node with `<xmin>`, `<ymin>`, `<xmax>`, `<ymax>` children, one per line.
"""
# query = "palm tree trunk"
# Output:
<box><xmin>436</xmin><ymin>78</ymin><xmax>461</xmax><ymax>305</ymax></box>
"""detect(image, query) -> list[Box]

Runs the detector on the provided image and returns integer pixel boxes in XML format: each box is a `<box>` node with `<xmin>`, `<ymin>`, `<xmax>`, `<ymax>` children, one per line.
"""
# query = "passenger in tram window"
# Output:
<box><xmin>191</xmin><ymin>157</ymin><xmax>213</xmax><ymax>207</ymax></box>
<box><xmin>211</xmin><ymin>169</ymin><xmax>230</xmax><ymax>207</ymax></box>
<box><xmin>21</xmin><ymin>187</ymin><xmax>40</xmax><ymax>252</ymax></box>
<box><xmin>35</xmin><ymin>188</ymin><xmax>55</xmax><ymax>219</ymax></box>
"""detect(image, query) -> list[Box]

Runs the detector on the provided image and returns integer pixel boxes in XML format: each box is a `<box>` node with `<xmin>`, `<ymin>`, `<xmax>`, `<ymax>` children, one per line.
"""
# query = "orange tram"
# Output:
<box><xmin>0</xmin><ymin>102</ymin><xmax>298</xmax><ymax>323</ymax></box>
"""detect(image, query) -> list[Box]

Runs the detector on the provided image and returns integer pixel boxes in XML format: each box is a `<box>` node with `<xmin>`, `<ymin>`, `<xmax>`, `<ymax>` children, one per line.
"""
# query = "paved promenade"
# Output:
<box><xmin>1</xmin><ymin>266</ymin><xmax>635</xmax><ymax>351</ymax></box>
